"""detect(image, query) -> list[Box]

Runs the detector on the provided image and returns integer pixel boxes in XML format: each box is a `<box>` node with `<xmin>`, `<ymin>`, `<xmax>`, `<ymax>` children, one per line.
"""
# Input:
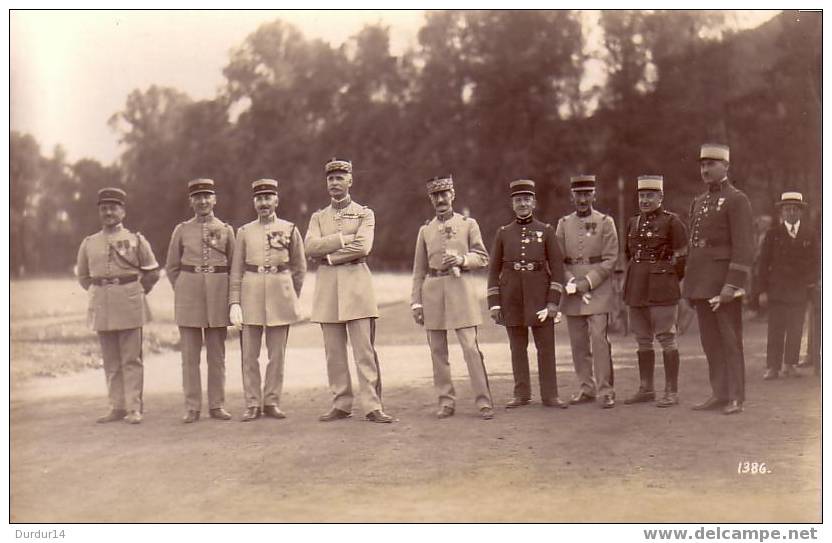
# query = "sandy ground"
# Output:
<box><xmin>10</xmin><ymin>300</ymin><xmax>821</xmax><ymax>523</ymax></box>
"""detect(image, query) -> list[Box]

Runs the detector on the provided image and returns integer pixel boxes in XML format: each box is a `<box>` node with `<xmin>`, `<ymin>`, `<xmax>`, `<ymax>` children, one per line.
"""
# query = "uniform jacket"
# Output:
<box><xmin>756</xmin><ymin>221</ymin><xmax>818</xmax><ymax>304</ymax></box>
<box><xmin>411</xmin><ymin>212</ymin><xmax>489</xmax><ymax>330</ymax></box>
<box><xmin>76</xmin><ymin>225</ymin><xmax>159</xmax><ymax>331</ymax></box>
<box><xmin>487</xmin><ymin>216</ymin><xmax>565</xmax><ymax>327</ymax></box>
<box><xmin>623</xmin><ymin>207</ymin><xmax>688</xmax><ymax>307</ymax></box>
<box><xmin>682</xmin><ymin>180</ymin><xmax>754</xmax><ymax>300</ymax></box>
<box><xmin>304</xmin><ymin>197</ymin><xmax>379</xmax><ymax>323</ymax></box>
<box><xmin>555</xmin><ymin>209</ymin><xmax>619</xmax><ymax>316</ymax></box>
<box><xmin>229</xmin><ymin>215</ymin><xmax>306</xmax><ymax>326</ymax></box>
<box><xmin>166</xmin><ymin>215</ymin><xmax>235</xmax><ymax>328</ymax></box>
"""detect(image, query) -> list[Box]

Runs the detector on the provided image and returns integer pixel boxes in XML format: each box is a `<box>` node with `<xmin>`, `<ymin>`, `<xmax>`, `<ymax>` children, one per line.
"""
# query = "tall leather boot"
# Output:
<box><xmin>624</xmin><ymin>350</ymin><xmax>656</xmax><ymax>404</ymax></box>
<box><xmin>657</xmin><ymin>349</ymin><xmax>680</xmax><ymax>407</ymax></box>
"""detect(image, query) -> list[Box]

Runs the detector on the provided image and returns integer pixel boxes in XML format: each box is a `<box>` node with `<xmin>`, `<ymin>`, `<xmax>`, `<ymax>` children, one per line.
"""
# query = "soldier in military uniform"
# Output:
<box><xmin>757</xmin><ymin>192</ymin><xmax>818</xmax><ymax>380</ymax></box>
<box><xmin>684</xmin><ymin>144</ymin><xmax>753</xmax><ymax>415</ymax></box>
<box><xmin>76</xmin><ymin>187</ymin><xmax>160</xmax><ymax>424</ymax></box>
<box><xmin>165</xmin><ymin>179</ymin><xmax>235</xmax><ymax>423</ymax></box>
<box><xmin>622</xmin><ymin>175</ymin><xmax>688</xmax><ymax>407</ymax></box>
<box><xmin>555</xmin><ymin>175</ymin><xmax>619</xmax><ymax>408</ymax></box>
<box><xmin>304</xmin><ymin>159</ymin><xmax>394</xmax><ymax>424</ymax></box>
<box><xmin>229</xmin><ymin>179</ymin><xmax>306</xmax><ymax>422</ymax></box>
<box><xmin>411</xmin><ymin>175</ymin><xmax>494</xmax><ymax>420</ymax></box>
<box><xmin>487</xmin><ymin>179</ymin><xmax>568</xmax><ymax>409</ymax></box>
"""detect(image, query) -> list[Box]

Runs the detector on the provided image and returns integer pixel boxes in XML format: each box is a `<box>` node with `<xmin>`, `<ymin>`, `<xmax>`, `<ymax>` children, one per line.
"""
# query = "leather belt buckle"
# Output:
<box><xmin>195</xmin><ymin>265</ymin><xmax>215</xmax><ymax>273</ymax></box>
<box><xmin>103</xmin><ymin>278</ymin><xmax>119</xmax><ymax>286</ymax></box>
<box><xmin>513</xmin><ymin>263</ymin><xmax>521</xmax><ymax>271</ymax></box>
<box><xmin>524</xmin><ymin>263</ymin><xmax>535</xmax><ymax>271</ymax></box>
<box><xmin>692</xmin><ymin>240</ymin><xmax>706</xmax><ymax>248</ymax></box>
<box><xmin>257</xmin><ymin>265</ymin><xmax>266</xmax><ymax>273</ymax></box>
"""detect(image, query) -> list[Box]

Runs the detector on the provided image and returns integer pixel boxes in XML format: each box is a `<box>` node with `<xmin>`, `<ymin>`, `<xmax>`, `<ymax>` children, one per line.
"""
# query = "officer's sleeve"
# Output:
<box><xmin>165</xmin><ymin>224</ymin><xmax>183</xmax><ymax>287</ymax></box>
<box><xmin>544</xmin><ymin>225</ymin><xmax>564</xmax><ymax>305</ymax></box>
<box><xmin>304</xmin><ymin>211</ymin><xmax>345</xmax><ymax>258</ymax></box>
<box><xmin>585</xmin><ymin>216</ymin><xmax>618</xmax><ymax>290</ymax></box>
<box><xmin>76</xmin><ymin>238</ymin><xmax>92</xmax><ymax>290</ymax></box>
<box><xmin>225</xmin><ymin>223</ymin><xmax>236</xmax><ymax>264</ymax></box>
<box><xmin>670</xmin><ymin>215</ymin><xmax>689</xmax><ymax>280</ymax></box>
<box><xmin>624</xmin><ymin>217</ymin><xmax>634</xmax><ymax>262</ymax></box>
<box><xmin>137</xmin><ymin>233</ymin><xmax>161</xmax><ymax>293</ymax></box>
<box><xmin>411</xmin><ymin>226</ymin><xmax>428</xmax><ymax>308</ymax></box>
<box><xmin>725</xmin><ymin>192</ymin><xmax>754</xmax><ymax>291</ymax></box>
<box><xmin>288</xmin><ymin>225</ymin><xmax>306</xmax><ymax>297</ymax></box>
<box><xmin>328</xmin><ymin>207</ymin><xmax>375</xmax><ymax>265</ymax></box>
<box><xmin>229</xmin><ymin>226</ymin><xmax>246</xmax><ymax>305</ymax></box>
<box><xmin>555</xmin><ymin>218</ymin><xmax>574</xmax><ymax>282</ymax></box>
<box><xmin>486</xmin><ymin>228</ymin><xmax>504</xmax><ymax>309</ymax></box>
<box><xmin>755</xmin><ymin>229</ymin><xmax>773</xmax><ymax>295</ymax></box>
<box><xmin>462</xmin><ymin>219</ymin><xmax>489</xmax><ymax>269</ymax></box>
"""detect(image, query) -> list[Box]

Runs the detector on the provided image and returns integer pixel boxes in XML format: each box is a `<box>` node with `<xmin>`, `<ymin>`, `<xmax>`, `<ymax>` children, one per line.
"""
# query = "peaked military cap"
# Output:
<box><xmin>700</xmin><ymin>143</ymin><xmax>730</xmax><ymax>162</ymax></box>
<box><xmin>426</xmin><ymin>175</ymin><xmax>454</xmax><ymax>194</ymax></box>
<box><xmin>98</xmin><ymin>187</ymin><xmax>126</xmax><ymax>205</ymax></box>
<box><xmin>510</xmin><ymin>179</ymin><xmax>536</xmax><ymax>196</ymax></box>
<box><xmin>188</xmin><ymin>178</ymin><xmax>216</xmax><ymax>196</ymax></box>
<box><xmin>570</xmin><ymin>175</ymin><xmax>596</xmax><ymax>192</ymax></box>
<box><xmin>776</xmin><ymin>191</ymin><xmax>807</xmax><ymax>207</ymax></box>
<box><xmin>637</xmin><ymin>175</ymin><xmax>663</xmax><ymax>192</ymax></box>
<box><xmin>325</xmin><ymin>158</ymin><xmax>352</xmax><ymax>174</ymax></box>
<box><xmin>251</xmin><ymin>178</ymin><xmax>278</xmax><ymax>195</ymax></box>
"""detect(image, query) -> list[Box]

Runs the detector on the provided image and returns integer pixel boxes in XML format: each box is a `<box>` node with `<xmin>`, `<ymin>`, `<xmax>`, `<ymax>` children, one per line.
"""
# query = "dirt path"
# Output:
<box><xmin>10</xmin><ymin>306</ymin><xmax>821</xmax><ymax>522</ymax></box>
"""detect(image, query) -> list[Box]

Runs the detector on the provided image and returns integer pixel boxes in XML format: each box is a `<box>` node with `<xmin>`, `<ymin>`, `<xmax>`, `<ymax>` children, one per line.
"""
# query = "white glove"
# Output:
<box><xmin>536</xmin><ymin>308</ymin><xmax>548</xmax><ymax>323</ymax></box>
<box><xmin>553</xmin><ymin>311</ymin><xmax>562</xmax><ymax>324</ymax></box>
<box><xmin>581</xmin><ymin>292</ymin><xmax>592</xmax><ymax>305</ymax></box>
<box><xmin>565</xmin><ymin>277</ymin><xmax>577</xmax><ymax>295</ymax></box>
<box><xmin>229</xmin><ymin>303</ymin><xmax>243</xmax><ymax>328</ymax></box>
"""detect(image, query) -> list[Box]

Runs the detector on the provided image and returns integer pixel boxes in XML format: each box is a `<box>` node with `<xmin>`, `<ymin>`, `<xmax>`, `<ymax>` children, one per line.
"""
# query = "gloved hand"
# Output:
<box><xmin>535</xmin><ymin>308</ymin><xmax>548</xmax><ymax>323</ymax></box>
<box><xmin>441</xmin><ymin>253</ymin><xmax>463</xmax><ymax>269</ymax></box>
<box><xmin>229</xmin><ymin>303</ymin><xmax>243</xmax><ymax>329</ymax></box>
<box><xmin>718</xmin><ymin>284</ymin><xmax>736</xmax><ymax>305</ymax></box>
<box><xmin>412</xmin><ymin>306</ymin><xmax>424</xmax><ymax>326</ymax></box>
<box><xmin>565</xmin><ymin>277</ymin><xmax>577</xmax><ymax>295</ymax></box>
<box><xmin>546</xmin><ymin>302</ymin><xmax>559</xmax><ymax>320</ymax></box>
<box><xmin>575</xmin><ymin>277</ymin><xmax>591</xmax><ymax>294</ymax></box>
<box><xmin>490</xmin><ymin>307</ymin><xmax>504</xmax><ymax>324</ymax></box>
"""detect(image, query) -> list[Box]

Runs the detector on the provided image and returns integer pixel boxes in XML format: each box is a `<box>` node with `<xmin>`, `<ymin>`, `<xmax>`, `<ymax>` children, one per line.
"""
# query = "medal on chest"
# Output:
<box><xmin>205</xmin><ymin>229</ymin><xmax>221</xmax><ymax>246</ymax></box>
<box><xmin>584</xmin><ymin>222</ymin><xmax>597</xmax><ymax>236</ymax></box>
<box><xmin>267</xmin><ymin>230</ymin><xmax>289</xmax><ymax>249</ymax></box>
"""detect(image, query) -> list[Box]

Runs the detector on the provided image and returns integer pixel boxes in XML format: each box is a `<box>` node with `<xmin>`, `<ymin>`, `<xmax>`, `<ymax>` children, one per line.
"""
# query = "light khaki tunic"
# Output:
<box><xmin>411</xmin><ymin>213</ymin><xmax>489</xmax><ymax>330</ymax></box>
<box><xmin>305</xmin><ymin>199</ymin><xmax>379</xmax><ymax>323</ymax></box>
<box><xmin>229</xmin><ymin>215</ymin><xmax>306</xmax><ymax>326</ymax></box>
<box><xmin>555</xmin><ymin>209</ymin><xmax>619</xmax><ymax>316</ymax></box>
<box><xmin>165</xmin><ymin>215</ymin><xmax>235</xmax><ymax>328</ymax></box>
<box><xmin>76</xmin><ymin>225</ymin><xmax>159</xmax><ymax>331</ymax></box>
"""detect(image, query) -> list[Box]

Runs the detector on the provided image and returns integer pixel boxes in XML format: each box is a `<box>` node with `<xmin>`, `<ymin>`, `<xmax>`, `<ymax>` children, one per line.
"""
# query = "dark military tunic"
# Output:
<box><xmin>623</xmin><ymin>207</ymin><xmax>688</xmax><ymax>307</ymax></box>
<box><xmin>487</xmin><ymin>216</ymin><xmax>564</xmax><ymax>327</ymax></box>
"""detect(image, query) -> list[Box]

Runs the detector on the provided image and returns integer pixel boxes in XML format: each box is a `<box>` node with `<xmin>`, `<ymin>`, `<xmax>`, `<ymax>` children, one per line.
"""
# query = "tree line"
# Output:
<box><xmin>11</xmin><ymin>10</ymin><xmax>820</xmax><ymax>275</ymax></box>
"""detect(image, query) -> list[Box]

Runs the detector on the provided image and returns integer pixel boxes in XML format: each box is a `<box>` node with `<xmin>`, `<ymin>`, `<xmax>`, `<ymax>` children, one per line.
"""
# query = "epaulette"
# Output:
<box><xmin>462</xmin><ymin>215</ymin><xmax>468</xmax><ymax>221</ymax></box>
<box><xmin>424</xmin><ymin>218</ymin><xmax>432</xmax><ymax>226</ymax></box>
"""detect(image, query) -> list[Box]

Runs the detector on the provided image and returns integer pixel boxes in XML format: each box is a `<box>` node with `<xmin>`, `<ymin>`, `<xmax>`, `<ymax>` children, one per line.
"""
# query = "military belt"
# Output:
<box><xmin>320</xmin><ymin>257</ymin><xmax>367</xmax><ymax>267</ymax></box>
<box><xmin>182</xmin><ymin>264</ymin><xmax>229</xmax><ymax>273</ymax></box>
<box><xmin>690</xmin><ymin>239</ymin><xmax>728</xmax><ymax>249</ymax></box>
<box><xmin>504</xmin><ymin>261</ymin><xmax>544</xmax><ymax>272</ymax></box>
<box><xmin>428</xmin><ymin>268</ymin><xmax>468</xmax><ymax>277</ymax></box>
<box><xmin>633</xmin><ymin>250</ymin><xmax>670</xmax><ymax>263</ymax></box>
<box><xmin>91</xmin><ymin>275</ymin><xmax>139</xmax><ymax>286</ymax></box>
<box><xmin>564</xmin><ymin>256</ymin><xmax>602</xmax><ymax>265</ymax></box>
<box><xmin>245</xmin><ymin>264</ymin><xmax>289</xmax><ymax>274</ymax></box>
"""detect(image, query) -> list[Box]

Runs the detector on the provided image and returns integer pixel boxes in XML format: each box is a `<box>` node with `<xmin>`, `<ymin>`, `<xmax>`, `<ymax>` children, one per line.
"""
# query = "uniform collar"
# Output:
<box><xmin>258</xmin><ymin>213</ymin><xmax>276</xmax><ymax>225</ymax></box>
<box><xmin>331</xmin><ymin>195</ymin><xmax>352</xmax><ymax>210</ymax></box>
<box><xmin>707</xmin><ymin>177</ymin><xmax>729</xmax><ymax>193</ymax></box>
<box><xmin>195</xmin><ymin>213</ymin><xmax>214</xmax><ymax>224</ymax></box>
<box><xmin>576</xmin><ymin>208</ymin><xmax>593</xmax><ymax>218</ymax></box>
<box><xmin>103</xmin><ymin>223</ymin><xmax>124</xmax><ymax>234</ymax></box>
<box><xmin>515</xmin><ymin>214</ymin><xmax>534</xmax><ymax>225</ymax></box>
<box><xmin>436</xmin><ymin>209</ymin><xmax>454</xmax><ymax>222</ymax></box>
<box><xmin>641</xmin><ymin>206</ymin><xmax>662</xmax><ymax>220</ymax></box>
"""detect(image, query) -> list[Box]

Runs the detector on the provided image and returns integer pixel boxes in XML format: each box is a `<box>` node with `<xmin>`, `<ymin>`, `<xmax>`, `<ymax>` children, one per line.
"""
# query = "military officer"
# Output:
<box><xmin>229</xmin><ymin>179</ymin><xmax>306</xmax><ymax>422</ymax></box>
<box><xmin>304</xmin><ymin>158</ymin><xmax>394</xmax><ymax>423</ymax></box>
<box><xmin>76</xmin><ymin>187</ymin><xmax>160</xmax><ymax>424</ymax></box>
<box><xmin>165</xmin><ymin>179</ymin><xmax>235</xmax><ymax>423</ymax></box>
<box><xmin>757</xmin><ymin>192</ymin><xmax>818</xmax><ymax>380</ymax></box>
<box><xmin>622</xmin><ymin>175</ymin><xmax>688</xmax><ymax>407</ymax></box>
<box><xmin>684</xmin><ymin>143</ymin><xmax>753</xmax><ymax>415</ymax></box>
<box><xmin>555</xmin><ymin>175</ymin><xmax>619</xmax><ymax>408</ymax></box>
<box><xmin>411</xmin><ymin>175</ymin><xmax>494</xmax><ymax>420</ymax></box>
<box><xmin>487</xmin><ymin>179</ymin><xmax>568</xmax><ymax>409</ymax></box>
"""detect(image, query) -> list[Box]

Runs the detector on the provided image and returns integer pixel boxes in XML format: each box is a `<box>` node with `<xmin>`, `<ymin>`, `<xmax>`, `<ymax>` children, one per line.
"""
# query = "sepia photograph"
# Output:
<box><xmin>8</xmin><ymin>6</ymin><xmax>823</xmax><ymax>538</ymax></box>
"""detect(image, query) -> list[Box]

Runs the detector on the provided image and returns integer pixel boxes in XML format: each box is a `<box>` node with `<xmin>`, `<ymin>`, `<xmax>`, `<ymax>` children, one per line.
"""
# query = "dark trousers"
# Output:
<box><xmin>766</xmin><ymin>300</ymin><xmax>807</xmax><ymax>371</ymax></box>
<box><xmin>693</xmin><ymin>299</ymin><xmax>745</xmax><ymax>402</ymax></box>
<box><xmin>506</xmin><ymin>320</ymin><xmax>558</xmax><ymax>401</ymax></box>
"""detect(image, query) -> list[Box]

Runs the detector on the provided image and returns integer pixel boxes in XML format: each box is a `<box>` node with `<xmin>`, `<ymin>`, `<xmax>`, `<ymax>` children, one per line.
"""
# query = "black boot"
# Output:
<box><xmin>657</xmin><ymin>349</ymin><xmax>680</xmax><ymax>407</ymax></box>
<box><xmin>624</xmin><ymin>350</ymin><xmax>656</xmax><ymax>404</ymax></box>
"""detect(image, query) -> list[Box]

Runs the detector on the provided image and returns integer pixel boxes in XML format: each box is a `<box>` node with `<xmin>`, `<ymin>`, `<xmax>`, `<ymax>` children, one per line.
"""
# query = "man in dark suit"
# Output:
<box><xmin>487</xmin><ymin>179</ymin><xmax>568</xmax><ymax>409</ymax></box>
<box><xmin>683</xmin><ymin>143</ymin><xmax>754</xmax><ymax>415</ymax></box>
<box><xmin>756</xmin><ymin>192</ymin><xmax>818</xmax><ymax>380</ymax></box>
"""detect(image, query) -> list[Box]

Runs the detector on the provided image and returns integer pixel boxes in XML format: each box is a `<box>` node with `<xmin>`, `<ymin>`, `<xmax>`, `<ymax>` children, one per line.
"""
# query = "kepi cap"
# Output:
<box><xmin>775</xmin><ymin>191</ymin><xmax>807</xmax><ymax>207</ymax></box>
<box><xmin>426</xmin><ymin>175</ymin><xmax>454</xmax><ymax>194</ymax></box>
<box><xmin>251</xmin><ymin>178</ymin><xmax>278</xmax><ymax>195</ymax></box>
<box><xmin>188</xmin><ymin>178</ymin><xmax>216</xmax><ymax>196</ymax></box>
<box><xmin>700</xmin><ymin>143</ymin><xmax>730</xmax><ymax>162</ymax></box>
<box><xmin>637</xmin><ymin>175</ymin><xmax>663</xmax><ymax>192</ymax></box>
<box><xmin>570</xmin><ymin>175</ymin><xmax>596</xmax><ymax>192</ymax></box>
<box><xmin>509</xmin><ymin>179</ymin><xmax>536</xmax><ymax>197</ymax></box>
<box><xmin>98</xmin><ymin>187</ymin><xmax>126</xmax><ymax>206</ymax></box>
<box><xmin>325</xmin><ymin>158</ymin><xmax>352</xmax><ymax>175</ymax></box>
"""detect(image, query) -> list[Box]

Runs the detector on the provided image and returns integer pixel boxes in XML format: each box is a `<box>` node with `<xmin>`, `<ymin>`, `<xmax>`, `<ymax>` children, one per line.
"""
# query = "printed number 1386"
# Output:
<box><xmin>737</xmin><ymin>461</ymin><xmax>770</xmax><ymax>474</ymax></box>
